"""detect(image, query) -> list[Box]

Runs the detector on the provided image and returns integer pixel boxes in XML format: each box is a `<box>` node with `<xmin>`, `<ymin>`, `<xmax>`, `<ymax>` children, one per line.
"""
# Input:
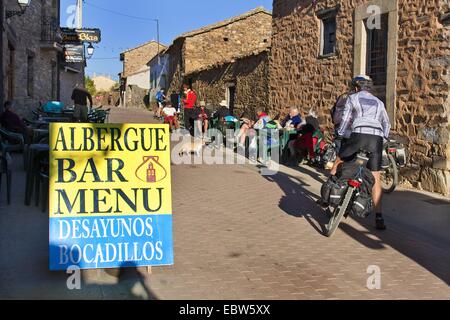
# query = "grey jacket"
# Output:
<box><xmin>337</xmin><ymin>90</ymin><xmax>391</xmax><ymax>139</ymax></box>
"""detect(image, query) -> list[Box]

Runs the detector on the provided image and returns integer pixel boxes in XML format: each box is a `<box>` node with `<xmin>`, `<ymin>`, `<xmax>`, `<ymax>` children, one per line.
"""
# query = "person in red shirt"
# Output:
<box><xmin>182</xmin><ymin>83</ymin><xmax>197</xmax><ymax>132</ymax></box>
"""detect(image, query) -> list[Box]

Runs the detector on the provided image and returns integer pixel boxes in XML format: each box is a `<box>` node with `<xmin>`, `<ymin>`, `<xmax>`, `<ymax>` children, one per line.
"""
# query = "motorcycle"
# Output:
<box><xmin>381</xmin><ymin>140</ymin><xmax>407</xmax><ymax>194</ymax></box>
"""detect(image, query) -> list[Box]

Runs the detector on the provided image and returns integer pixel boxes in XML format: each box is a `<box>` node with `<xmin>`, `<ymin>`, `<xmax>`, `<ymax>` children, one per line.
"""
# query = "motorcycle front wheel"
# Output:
<box><xmin>381</xmin><ymin>154</ymin><xmax>398</xmax><ymax>194</ymax></box>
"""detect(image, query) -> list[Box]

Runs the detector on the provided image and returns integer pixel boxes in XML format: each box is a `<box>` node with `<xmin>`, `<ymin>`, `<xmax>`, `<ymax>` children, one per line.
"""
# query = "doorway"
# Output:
<box><xmin>226</xmin><ymin>85</ymin><xmax>236</xmax><ymax>115</ymax></box>
<box><xmin>7</xmin><ymin>42</ymin><xmax>15</xmax><ymax>101</ymax></box>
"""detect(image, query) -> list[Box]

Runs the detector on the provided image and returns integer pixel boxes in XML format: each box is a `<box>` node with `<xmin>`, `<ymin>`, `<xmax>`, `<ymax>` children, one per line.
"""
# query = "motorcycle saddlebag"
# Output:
<box><xmin>328</xmin><ymin>180</ymin><xmax>348</xmax><ymax>207</ymax></box>
<box><xmin>320</xmin><ymin>176</ymin><xmax>335</xmax><ymax>205</ymax></box>
<box><xmin>352</xmin><ymin>192</ymin><xmax>373</xmax><ymax>218</ymax></box>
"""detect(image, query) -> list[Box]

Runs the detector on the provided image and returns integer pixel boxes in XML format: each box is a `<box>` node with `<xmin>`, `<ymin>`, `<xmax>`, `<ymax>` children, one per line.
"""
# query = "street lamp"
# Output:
<box><xmin>86</xmin><ymin>43</ymin><xmax>95</xmax><ymax>59</ymax></box>
<box><xmin>6</xmin><ymin>0</ymin><xmax>32</xmax><ymax>19</ymax></box>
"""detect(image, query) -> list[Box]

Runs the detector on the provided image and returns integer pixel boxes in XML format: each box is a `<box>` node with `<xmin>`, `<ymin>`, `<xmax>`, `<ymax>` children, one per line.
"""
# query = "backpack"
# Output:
<box><xmin>43</xmin><ymin>101</ymin><xmax>64</xmax><ymax>113</ymax></box>
<box><xmin>224</xmin><ymin>115</ymin><xmax>238</xmax><ymax>122</ymax></box>
<box><xmin>155</xmin><ymin>91</ymin><xmax>164</xmax><ymax>102</ymax></box>
<box><xmin>265</xmin><ymin>120</ymin><xmax>279</xmax><ymax>130</ymax></box>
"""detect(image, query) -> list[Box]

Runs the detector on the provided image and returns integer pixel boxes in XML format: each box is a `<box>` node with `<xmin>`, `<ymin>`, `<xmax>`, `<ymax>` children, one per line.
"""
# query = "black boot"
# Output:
<box><xmin>376</xmin><ymin>213</ymin><xmax>387</xmax><ymax>230</ymax></box>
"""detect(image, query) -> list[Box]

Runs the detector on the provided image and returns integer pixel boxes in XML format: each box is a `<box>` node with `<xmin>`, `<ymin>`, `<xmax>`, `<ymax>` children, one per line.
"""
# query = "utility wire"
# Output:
<box><xmin>84</xmin><ymin>1</ymin><xmax>158</xmax><ymax>21</ymax></box>
<box><xmin>90</xmin><ymin>57</ymin><xmax>119</xmax><ymax>60</ymax></box>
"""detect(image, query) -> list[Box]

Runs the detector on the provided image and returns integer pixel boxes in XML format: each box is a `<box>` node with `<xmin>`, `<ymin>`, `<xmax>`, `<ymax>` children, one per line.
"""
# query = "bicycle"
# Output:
<box><xmin>325</xmin><ymin>150</ymin><xmax>372</xmax><ymax>237</ymax></box>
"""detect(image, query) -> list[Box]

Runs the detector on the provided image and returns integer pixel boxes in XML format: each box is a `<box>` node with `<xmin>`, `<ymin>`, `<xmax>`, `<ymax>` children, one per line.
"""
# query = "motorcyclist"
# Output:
<box><xmin>330</xmin><ymin>75</ymin><xmax>391</xmax><ymax>230</ymax></box>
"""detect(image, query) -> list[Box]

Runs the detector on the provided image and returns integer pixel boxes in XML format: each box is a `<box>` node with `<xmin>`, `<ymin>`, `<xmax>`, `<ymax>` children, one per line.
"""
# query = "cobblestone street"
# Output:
<box><xmin>0</xmin><ymin>108</ymin><xmax>449</xmax><ymax>300</ymax></box>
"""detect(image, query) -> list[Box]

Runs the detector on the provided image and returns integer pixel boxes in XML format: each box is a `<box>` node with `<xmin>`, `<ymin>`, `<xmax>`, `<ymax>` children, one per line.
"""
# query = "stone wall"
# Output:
<box><xmin>184</xmin><ymin>10</ymin><xmax>272</xmax><ymax>75</ymax></box>
<box><xmin>94</xmin><ymin>91</ymin><xmax>121</xmax><ymax>107</ymax></box>
<box><xmin>188</xmin><ymin>52</ymin><xmax>269</xmax><ymax>116</ymax></box>
<box><xmin>59</xmin><ymin>67</ymin><xmax>84</xmax><ymax>108</ymax></box>
<box><xmin>166</xmin><ymin>39</ymin><xmax>185</xmax><ymax>95</ymax></box>
<box><xmin>125</xmin><ymin>85</ymin><xmax>150</xmax><ymax>110</ymax></box>
<box><xmin>270</xmin><ymin>0</ymin><xmax>450</xmax><ymax>195</ymax></box>
<box><xmin>121</xmin><ymin>41</ymin><xmax>162</xmax><ymax>78</ymax></box>
<box><xmin>167</xmin><ymin>8</ymin><xmax>272</xmax><ymax>98</ymax></box>
<box><xmin>2</xmin><ymin>0</ymin><xmax>60</xmax><ymax>117</ymax></box>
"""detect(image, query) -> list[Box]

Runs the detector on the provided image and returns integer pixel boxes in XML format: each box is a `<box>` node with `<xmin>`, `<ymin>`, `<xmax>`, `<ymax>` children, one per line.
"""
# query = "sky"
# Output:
<box><xmin>60</xmin><ymin>0</ymin><xmax>273</xmax><ymax>80</ymax></box>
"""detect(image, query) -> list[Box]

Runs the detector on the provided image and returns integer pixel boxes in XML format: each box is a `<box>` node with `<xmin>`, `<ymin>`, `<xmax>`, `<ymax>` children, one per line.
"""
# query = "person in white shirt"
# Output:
<box><xmin>162</xmin><ymin>102</ymin><xmax>179</xmax><ymax>131</ymax></box>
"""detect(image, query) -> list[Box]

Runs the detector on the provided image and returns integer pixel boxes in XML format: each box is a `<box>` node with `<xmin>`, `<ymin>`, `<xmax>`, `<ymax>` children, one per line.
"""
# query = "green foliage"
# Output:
<box><xmin>84</xmin><ymin>76</ymin><xmax>96</xmax><ymax>96</ymax></box>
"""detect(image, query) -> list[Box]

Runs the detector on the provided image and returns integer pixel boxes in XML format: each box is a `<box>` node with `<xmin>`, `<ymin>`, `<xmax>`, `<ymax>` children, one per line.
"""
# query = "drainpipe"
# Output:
<box><xmin>0</xmin><ymin>0</ymin><xmax>4</xmax><ymax>113</ymax></box>
<box><xmin>56</xmin><ymin>0</ymin><xmax>61</xmax><ymax>101</ymax></box>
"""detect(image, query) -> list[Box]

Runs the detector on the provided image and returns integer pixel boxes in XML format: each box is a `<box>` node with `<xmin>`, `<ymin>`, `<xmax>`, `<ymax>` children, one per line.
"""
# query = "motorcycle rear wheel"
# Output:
<box><xmin>381</xmin><ymin>154</ymin><xmax>398</xmax><ymax>194</ymax></box>
<box><xmin>326</xmin><ymin>187</ymin><xmax>354</xmax><ymax>237</ymax></box>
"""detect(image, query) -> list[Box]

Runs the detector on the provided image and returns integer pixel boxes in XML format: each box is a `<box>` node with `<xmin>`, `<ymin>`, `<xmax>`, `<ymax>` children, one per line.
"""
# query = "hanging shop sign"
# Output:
<box><xmin>61</xmin><ymin>27</ymin><xmax>102</xmax><ymax>44</ymax></box>
<box><xmin>63</xmin><ymin>44</ymin><xmax>85</xmax><ymax>63</ymax></box>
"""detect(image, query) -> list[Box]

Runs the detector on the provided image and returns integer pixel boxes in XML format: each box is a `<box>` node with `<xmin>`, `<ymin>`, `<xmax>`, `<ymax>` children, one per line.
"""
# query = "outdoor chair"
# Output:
<box><xmin>0</xmin><ymin>154</ymin><xmax>12</xmax><ymax>205</ymax></box>
<box><xmin>0</xmin><ymin>128</ymin><xmax>25</xmax><ymax>153</ymax></box>
<box><xmin>39</xmin><ymin>171</ymin><xmax>49</xmax><ymax>213</ymax></box>
<box><xmin>24</xmin><ymin>144</ymin><xmax>49</xmax><ymax>206</ymax></box>
<box><xmin>33</xmin><ymin>150</ymin><xmax>49</xmax><ymax>210</ymax></box>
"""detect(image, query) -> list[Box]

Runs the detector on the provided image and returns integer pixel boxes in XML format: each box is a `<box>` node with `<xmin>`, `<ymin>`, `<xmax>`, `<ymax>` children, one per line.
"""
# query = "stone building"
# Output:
<box><xmin>0</xmin><ymin>0</ymin><xmax>84</xmax><ymax>115</ymax></box>
<box><xmin>119</xmin><ymin>40</ymin><xmax>166</xmax><ymax>108</ymax></box>
<box><xmin>165</xmin><ymin>7</ymin><xmax>272</xmax><ymax>115</ymax></box>
<box><xmin>270</xmin><ymin>0</ymin><xmax>450</xmax><ymax>195</ymax></box>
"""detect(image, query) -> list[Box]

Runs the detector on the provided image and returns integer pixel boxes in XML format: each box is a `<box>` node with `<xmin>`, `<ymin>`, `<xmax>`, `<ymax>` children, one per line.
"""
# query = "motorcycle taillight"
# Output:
<box><xmin>388</xmin><ymin>148</ymin><xmax>397</xmax><ymax>153</ymax></box>
<box><xmin>348</xmin><ymin>179</ymin><xmax>361</xmax><ymax>188</ymax></box>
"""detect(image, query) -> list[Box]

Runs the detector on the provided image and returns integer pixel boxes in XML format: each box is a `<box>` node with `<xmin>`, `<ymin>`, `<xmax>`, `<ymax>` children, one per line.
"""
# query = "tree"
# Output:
<box><xmin>85</xmin><ymin>76</ymin><xmax>96</xmax><ymax>96</ymax></box>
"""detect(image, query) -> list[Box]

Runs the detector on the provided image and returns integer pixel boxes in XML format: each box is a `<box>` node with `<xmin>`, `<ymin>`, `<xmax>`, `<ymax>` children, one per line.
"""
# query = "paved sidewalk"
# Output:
<box><xmin>0</xmin><ymin>107</ymin><xmax>448</xmax><ymax>299</ymax></box>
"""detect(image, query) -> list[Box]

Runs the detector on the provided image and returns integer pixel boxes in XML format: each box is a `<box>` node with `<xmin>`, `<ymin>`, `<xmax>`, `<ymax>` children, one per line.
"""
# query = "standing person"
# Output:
<box><xmin>182</xmin><ymin>83</ymin><xmax>197</xmax><ymax>133</ymax></box>
<box><xmin>155</xmin><ymin>89</ymin><xmax>166</xmax><ymax>119</ymax></box>
<box><xmin>71</xmin><ymin>84</ymin><xmax>93</xmax><ymax>123</ymax></box>
<box><xmin>331</xmin><ymin>75</ymin><xmax>391</xmax><ymax>230</ymax></box>
<box><xmin>170</xmin><ymin>92</ymin><xmax>180</xmax><ymax>113</ymax></box>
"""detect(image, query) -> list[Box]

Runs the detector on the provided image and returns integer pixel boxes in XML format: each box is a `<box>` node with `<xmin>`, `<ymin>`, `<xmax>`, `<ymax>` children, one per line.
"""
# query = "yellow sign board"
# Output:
<box><xmin>49</xmin><ymin>123</ymin><xmax>173</xmax><ymax>270</ymax></box>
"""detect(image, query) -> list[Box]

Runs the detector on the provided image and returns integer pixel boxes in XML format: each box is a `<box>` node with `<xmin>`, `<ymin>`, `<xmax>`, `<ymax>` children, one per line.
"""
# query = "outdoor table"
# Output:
<box><xmin>39</xmin><ymin>117</ymin><xmax>72</xmax><ymax>123</ymax></box>
<box><xmin>255</xmin><ymin>128</ymin><xmax>282</xmax><ymax>164</ymax></box>
<box><xmin>32</xmin><ymin>129</ymin><xmax>49</xmax><ymax>144</ymax></box>
<box><xmin>280</xmin><ymin>129</ymin><xmax>299</xmax><ymax>151</ymax></box>
<box><xmin>44</xmin><ymin>110</ymin><xmax>74</xmax><ymax>118</ymax></box>
<box><xmin>24</xmin><ymin>144</ymin><xmax>49</xmax><ymax>206</ymax></box>
<box><xmin>209</xmin><ymin>118</ymin><xmax>241</xmax><ymax>147</ymax></box>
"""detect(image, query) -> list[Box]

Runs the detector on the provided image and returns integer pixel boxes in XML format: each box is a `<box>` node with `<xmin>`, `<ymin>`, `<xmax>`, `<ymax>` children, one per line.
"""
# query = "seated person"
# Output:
<box><xmin>162</xmin><ymin>102</ymin><xmax>179</xmax><ymax>131</ymax></box>
<box><xmin>1</xmin><ymin>101</ymin><xmax>26</xmax><ymax>133</ymax></box>
<box><xmin>281</xmin><ymin>107</ymin><xmax>302</xmax><ymax>130</ymax></box>
<box><xmin>288</xmin><ymin>110</ymin><xmax>321</xmax><ymax>163</ymax></box>
<box><xmin>212</xmin><ymin>100</ymin><xmax>232</xmax><ymax>120</ymax></box>
<box><xmin>237</xmin><ymin>109</ymin><xmax>269</xmax><ymax>148</ymax></box>
<box><xmin>194</xmin><ymin>101</ymin><xmax>211</xmax><ymax>139</ymax></box>
<box><xmin>0</xmin><ymin>101</ymin><xmax>32</xmax><ymax>143</ymax></box>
